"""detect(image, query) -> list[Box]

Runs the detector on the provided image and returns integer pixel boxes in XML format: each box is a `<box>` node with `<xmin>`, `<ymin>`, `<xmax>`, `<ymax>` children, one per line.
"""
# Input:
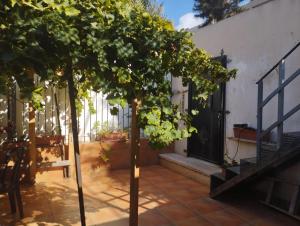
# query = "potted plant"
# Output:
<box><xmin>233</xmin><ymin>124</ymin><xmax>270</xmax><ymax>142</ymax></box>
<box><xmin>93</xmin><ymin>121</ymin><xmax>128</xmax><ymax>142</ymax></box>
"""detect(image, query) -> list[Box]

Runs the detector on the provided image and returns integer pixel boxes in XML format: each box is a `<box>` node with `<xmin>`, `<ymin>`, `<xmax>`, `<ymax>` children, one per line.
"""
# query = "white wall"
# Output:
<box><xmin>173</xmin><ymin>0</ymin><xmax>300</xmax><ymax>161</ymax></box>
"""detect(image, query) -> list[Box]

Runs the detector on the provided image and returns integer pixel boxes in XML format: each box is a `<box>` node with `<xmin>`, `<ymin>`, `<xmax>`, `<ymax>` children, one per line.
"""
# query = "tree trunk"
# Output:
<box><xmin>129</xmin><ymin>98</ymin><xmax>141</xmax><ymax>226</ymax></box>
<box><xmin>27</xmin><ymin>101</ymin><xmax>36</xmax><ymax>184</ymax></box>
<box><xmin>27</xmin><ymin>71</ymin><xmax>36</xmax><ymax>184</ymax></box>
<box><xmin>66</xmin><ymin>63</ymin><xmax>86</xmax><ymax>226</ymax></box>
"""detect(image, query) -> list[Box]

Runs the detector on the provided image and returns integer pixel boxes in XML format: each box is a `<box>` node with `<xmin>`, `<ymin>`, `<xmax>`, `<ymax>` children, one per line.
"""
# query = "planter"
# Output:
<box><xmin>233</xmin><ymin>127</ymin><xmax>270</xmax><ymax>142</ymax></box>
<box><xmin>95</xmin><ymin>132</ymin><xmax>127</xmax><ymax>142</ymax></box>
<box><xmin>102</xmin><ymin>138</ymin><xmax>174</xmax><ymax>169</ymax></box>
<box><xmin>78</xmin><ymin>138</ymin><xmax>174</xmax><ymax>173</ymax></box>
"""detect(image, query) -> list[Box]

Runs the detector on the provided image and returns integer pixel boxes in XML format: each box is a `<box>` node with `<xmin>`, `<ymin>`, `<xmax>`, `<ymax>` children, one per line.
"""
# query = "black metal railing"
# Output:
<box><xmin>256</xmin><ymin>42</ymin><xmax>300</xmax><ymax>162</ymax></box>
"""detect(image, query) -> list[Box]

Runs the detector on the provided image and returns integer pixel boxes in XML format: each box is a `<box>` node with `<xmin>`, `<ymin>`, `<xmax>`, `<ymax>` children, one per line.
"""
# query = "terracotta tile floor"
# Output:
<box><xmin>0</xmin><ymin>165</ymin><xmax>299</xmax><ymax>226</ymax></box>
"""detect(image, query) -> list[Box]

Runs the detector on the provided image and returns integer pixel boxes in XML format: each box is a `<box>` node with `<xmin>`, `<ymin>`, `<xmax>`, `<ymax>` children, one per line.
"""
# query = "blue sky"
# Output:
<box><xmin>157</xmin><ymin>0</ymin><xmax>251</xmax><ymax>29</ymax></box>
<box><xmin>157</xmin><ymin>0</ymin><xmax>196</xmax><ymax>28</ymax></box>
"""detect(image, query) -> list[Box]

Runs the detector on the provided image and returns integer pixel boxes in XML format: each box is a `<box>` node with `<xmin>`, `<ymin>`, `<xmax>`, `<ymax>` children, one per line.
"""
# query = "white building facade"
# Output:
<box><xmin>172</xmin><ymin>0</ymin><xmax>300</xmax><ymax>163</ymax></box>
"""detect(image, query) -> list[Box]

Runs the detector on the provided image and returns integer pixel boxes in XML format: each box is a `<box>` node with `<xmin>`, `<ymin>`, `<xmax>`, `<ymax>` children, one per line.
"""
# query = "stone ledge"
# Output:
<box><xmin>159</xmin><ymin>153</ymin><xmax>222</xmax><ymax>186</ymax></box>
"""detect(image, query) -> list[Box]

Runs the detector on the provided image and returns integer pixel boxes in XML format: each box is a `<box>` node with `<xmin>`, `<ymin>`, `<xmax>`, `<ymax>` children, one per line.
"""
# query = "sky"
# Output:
<box><xmin>157</xmin><ymin>0</ymin><xmax>251</xmax><ymax>30</ymax></box>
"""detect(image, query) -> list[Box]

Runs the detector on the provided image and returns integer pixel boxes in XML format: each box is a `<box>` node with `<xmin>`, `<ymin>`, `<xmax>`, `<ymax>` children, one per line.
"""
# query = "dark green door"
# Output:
<box><xmin>187</xmin><ymin>56</ymin><xmax>227</xmax><ymax>165</ymax></box>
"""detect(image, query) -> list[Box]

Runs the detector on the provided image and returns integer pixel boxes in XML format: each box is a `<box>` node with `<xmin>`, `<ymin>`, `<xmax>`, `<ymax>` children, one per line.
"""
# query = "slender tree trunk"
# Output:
<box><xmin>27</xmin><ymin>71</ymin><xmax>36</xmax><ymax>184</ymax></box>
<box><xmin>66</xmin><ymin>63</ymin><xmax>86</xmax><ymax>226</ymax></box>
<box><xmin>54</xmin><ymin>91</ymin><xmax>62</xmax><ymax>135</ymax></box>
<box><xmin>129</xmin><ymin>98</ymin><xmax>141</xmax><ymax>226</ymax></box>
<box><xmin>28</xmin><ymin>101</ymin><xmax>36</xmax><ymax>184</ymax></box>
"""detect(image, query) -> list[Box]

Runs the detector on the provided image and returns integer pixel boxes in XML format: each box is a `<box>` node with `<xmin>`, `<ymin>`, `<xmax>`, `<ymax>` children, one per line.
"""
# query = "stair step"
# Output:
<box><xmin>239</xmin><ymin>154</ymin><xmax>276</xmax><ymax>173</ymax></box>
<box><xmin>240</xmin><ymin>157</ymin><xmax>257</xmax><ymax>172</ymax></box>
<box><xmin>282</xmin><ymin>132</ymin><xmax>300</xmax><ymax>148</ymax></box>
<box><xmin>261</xmin><ymin>150</ymin><xmax>277</xmax><ymax>160</ymax></box>
<box><xmin>262</xmin><ymin>144</ymin><xmax>277</xmax><ymax>152</ymax></box>
<box><xmin>240</xmin><ymin>157</ymin><xmax>256</xmax><ymax>165</ymax></box>
<box><xmin>283</xmin><ymin>132</ymin><xmax>300</xmax><ymax>138</ymax></box>
<box><xmin>225</xmin><ymin>166</ymin><xmax>240</xmax><ymax>179</ymax></box>
<box><xmin>210</xmin><ymin>146</ymin><xmax>300</xmax><ymax>198</ymax></box>
<box><xmin>210</xmin><ymin>173</ymin><xmax>226</xmax><ymax>191</ymax></box>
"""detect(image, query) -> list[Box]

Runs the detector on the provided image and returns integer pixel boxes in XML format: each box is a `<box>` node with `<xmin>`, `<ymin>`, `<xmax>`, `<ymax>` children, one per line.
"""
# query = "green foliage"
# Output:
<box><xmin>132</xmin><ymin>0</ymin><xmax>164</xmax><ymax>16</ymax></box>
<box><xmin>140</xmin><ymin>106</ymin><xmax>196</xmax><ymax>148</ymax></box>
<box><xmin>75</xmin><ymin>82</ymin><xmax>96</xmax><ymax>116</ymax></box>
<box><xmin>0</xmin><ymin>0</ymin><xmax>236</xmax><ymax>148</ymax></box>
<box><xmin>193</xmin><ymin>0</ymin><xmax>246</xmax><ymax>26</ymax></box>
<box><xmin>7</xmin><ymin>0</ymin><xmax>80</xmax><ymax>15</ymax></box>
<box><xmin>92</xmin><ymin>121</ymin><xmax>111</xmax><ymax>137</ymax></box>
<box><xmin>31</xmin><ymin>86</ymin><xmax>45</xmax><ymax>110</ymax></box>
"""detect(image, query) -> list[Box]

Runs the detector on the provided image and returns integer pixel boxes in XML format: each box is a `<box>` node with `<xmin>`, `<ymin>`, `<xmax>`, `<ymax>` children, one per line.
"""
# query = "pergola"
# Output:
<box><xmin>0</xmin><ymin>1</ymin><xmax>234</xmax><ymax>226</ymax></box>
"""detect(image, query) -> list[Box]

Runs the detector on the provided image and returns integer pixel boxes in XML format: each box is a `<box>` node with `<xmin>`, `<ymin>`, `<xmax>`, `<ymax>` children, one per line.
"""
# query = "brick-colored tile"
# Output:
<box><xmin>139</xmin><ymin>210</ymin><xmax>171</xmax><ymax>226</ymax></box>
<box><xmin>158</xmin><ymin>203</ymin><xmax>197</xmax><ymax>223</ymax></box>
<box><xmin>202</xmin><ymin>209</ymin><xmax>247</xmax><ymax>226</ymax></box>
<box><xmin>1</xmin><ymin>165</ymin><xmax>298</xmax><ymax>226</ymax></box>
<box><xmin>176</xmin><ymin>216</ymin><xmax>215</xmax><ymax>226</ymax></box>
<box><xmin>184</xmin><ymin>197</ymin><xmax>224</xmax><ymax>214</ymax></box>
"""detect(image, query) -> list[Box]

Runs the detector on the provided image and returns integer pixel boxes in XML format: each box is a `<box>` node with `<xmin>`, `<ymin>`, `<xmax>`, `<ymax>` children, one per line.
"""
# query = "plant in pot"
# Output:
<box><xmin>93</xmin><ymin>121</ymin><xmax>128</xmax><ymax>142</ymax></box>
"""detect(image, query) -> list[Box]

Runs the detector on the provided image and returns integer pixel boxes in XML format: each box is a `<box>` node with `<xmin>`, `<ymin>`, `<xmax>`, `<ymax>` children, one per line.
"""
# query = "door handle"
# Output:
<box><xmin>217</xmin><ymin>110</ymin><xmax>230</xmax><ymax>115</ymax></box>
<box><xmin>217</xmin><ymin>110</ymin><xmax>230</xmax><ymax>119</ymax></box>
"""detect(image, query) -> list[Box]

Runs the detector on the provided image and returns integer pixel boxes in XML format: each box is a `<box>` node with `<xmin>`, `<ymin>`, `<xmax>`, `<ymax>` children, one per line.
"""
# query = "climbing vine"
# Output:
<box><xmin>0</xmin><ymin>0</ymin><xmax>236</xmax><ymax>147</ymax></box>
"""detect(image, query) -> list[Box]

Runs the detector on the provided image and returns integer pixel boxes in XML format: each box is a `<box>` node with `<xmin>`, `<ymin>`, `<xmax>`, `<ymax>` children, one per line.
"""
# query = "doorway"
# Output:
<box><xmin>187</xmin><ymin>56</ymin><xmax>227</xmax><ymax>165</ymax></box>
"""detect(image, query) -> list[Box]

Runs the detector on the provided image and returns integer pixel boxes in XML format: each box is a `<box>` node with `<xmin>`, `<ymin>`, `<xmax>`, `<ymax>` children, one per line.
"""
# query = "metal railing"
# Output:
<box><xmin>256</xmin><ymin>42</ymin><xmax>300</xmax><ymax>162</ymax></box>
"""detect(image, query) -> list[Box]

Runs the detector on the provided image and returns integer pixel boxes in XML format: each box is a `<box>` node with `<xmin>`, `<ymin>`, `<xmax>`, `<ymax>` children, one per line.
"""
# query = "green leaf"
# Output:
<box><xmin>108</xmin><ymin>97</ymin><xmax>127</xmax><ymax>108</ymax></box>
<box><xmin>64</xmin><ymin>7</ymin><xmax>81</xmax><ymax>16</ymax></box>
<box><xmin>191</xmin><ymin>109</ymin><xmax>199</xmax><ymax>115</ymax></box>
<box><xmin>110</xmin><ymin>107</ymin><xmax>119</xmax><ymax>116</ymax></box>
<box><xmin>11</xmin><ymin>0</ymin><xmax>17</xmax><ymax>7</ymax></box>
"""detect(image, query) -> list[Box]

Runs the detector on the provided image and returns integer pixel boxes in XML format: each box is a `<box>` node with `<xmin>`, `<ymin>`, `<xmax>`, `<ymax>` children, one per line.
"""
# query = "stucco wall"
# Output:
<box><xmin>173</xmin><ymin>0</ymin><xmax>300</xmax><ymax>161</ymax></box>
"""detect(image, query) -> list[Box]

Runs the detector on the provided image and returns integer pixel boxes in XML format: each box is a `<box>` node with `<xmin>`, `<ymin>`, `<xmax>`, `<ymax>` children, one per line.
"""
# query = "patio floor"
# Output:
<box><xmin>0</xmin><ymin>165</ymin><xmax>299</xmax><ymax>226</ymax></box>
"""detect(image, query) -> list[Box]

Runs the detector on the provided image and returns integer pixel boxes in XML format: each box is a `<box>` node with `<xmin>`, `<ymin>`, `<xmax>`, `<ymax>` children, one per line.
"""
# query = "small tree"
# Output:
<box><xmin>193</xmin><ymin>0</ymin><xmax>246</xmax><ymax>26</ymax></box>
<box><xmin>1</xmin><ymin>1</ymin><xmax>236</xmax><ymax>226</ymax></box>
<box><xmin>1</xmin><ymin>1</ymin><xmax>89</xmax><ymax>224</ymax></box>
<box><xmin>73</xmin><ymin>3</ymin><xmax>236</xmax><ymax>225</ymax></box>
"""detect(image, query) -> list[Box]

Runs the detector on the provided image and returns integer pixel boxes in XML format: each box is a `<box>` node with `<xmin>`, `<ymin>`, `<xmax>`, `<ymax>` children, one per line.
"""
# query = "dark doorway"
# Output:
<box><xmin>187</xmin><ymin>56</ymin><xmax>227</xmax><ymax>165</ymax></box>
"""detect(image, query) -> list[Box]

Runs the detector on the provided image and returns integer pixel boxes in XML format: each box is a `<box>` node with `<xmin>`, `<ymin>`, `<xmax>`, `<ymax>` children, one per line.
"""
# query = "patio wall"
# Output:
<box><xmin>0</xmin><ymin>85</ymin><xmax>132</xmax><ymax>144</ymax></box>
<box><xmin>173</xmin><ymin>0</ymin><xmax>300</xmax><ymax>161</ymax></box>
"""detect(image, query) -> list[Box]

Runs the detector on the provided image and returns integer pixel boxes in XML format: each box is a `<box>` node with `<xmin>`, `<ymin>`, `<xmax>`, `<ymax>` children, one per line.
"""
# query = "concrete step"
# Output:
<box><xmin>211</xmin><ymin>173</ymin><xmax>226</xmax><ymax>191</ymax></box>
<box><xmin>226</xmin><ymin>166</ymin><xmax>241</xmax><ymax>180</ymax></box>
<box><xmin>159</xmin><ymin>153</ymin><xmax>222</xmax><ymax>186</ymax></box>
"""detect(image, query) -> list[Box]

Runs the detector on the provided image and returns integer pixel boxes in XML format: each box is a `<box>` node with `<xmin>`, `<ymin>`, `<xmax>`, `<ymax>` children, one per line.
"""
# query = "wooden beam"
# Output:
<box><xmin>27</xmin><ymin>102</ymin><xmax>37</xmax><ymax>184</ymax></box>
<box><xmin>66</xmin><ymin>62</ymin><xmax>86</xmax><ymax>226</ymax></box>
<box><xmin>25</xmin><ymin>70</ymin><xmax>37</xmax><ymax>184</ymax></box>
<box><xmin>129</xmin><ymin>98</ymin><xmax>141</xmax><ymax>226</ymax></box>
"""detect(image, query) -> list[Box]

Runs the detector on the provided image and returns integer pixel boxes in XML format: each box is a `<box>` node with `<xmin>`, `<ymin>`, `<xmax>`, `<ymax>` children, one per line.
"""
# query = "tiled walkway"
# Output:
<box><xmin>0</xmin><ymin>165</ymin><xmax>299</xmax><ymax>226</ymax></box>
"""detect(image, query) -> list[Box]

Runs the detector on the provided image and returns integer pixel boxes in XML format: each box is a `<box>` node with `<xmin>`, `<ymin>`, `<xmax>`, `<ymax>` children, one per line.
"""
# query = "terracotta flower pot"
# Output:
<box><xmin>233</xmin><ymin>127</ymin><xmax>270</xmax><ymax>142</ymax></box>
<box><xmin>96</xmin><ymin>132</ymin><xmax>128</xmax><ymax>142</ymax></box>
